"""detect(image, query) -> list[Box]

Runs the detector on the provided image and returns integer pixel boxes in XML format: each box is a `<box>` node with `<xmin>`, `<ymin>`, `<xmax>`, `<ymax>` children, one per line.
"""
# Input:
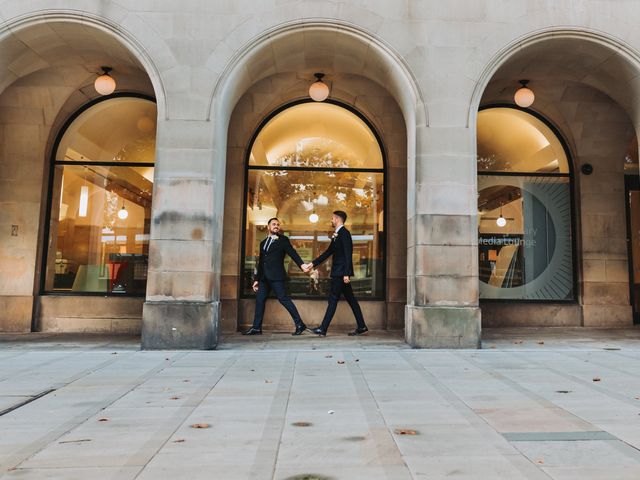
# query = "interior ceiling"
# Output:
<box><xmin>477</xmin><ymin>108</ymin><xmax>569</xmax><ymax>173</ymax></box>
<box><xmin>0</xmin><ymin>21</ymin><xmax>150</xmax><ymax>95</ymax></box>
<box><xmin>481</xmin><ymin>37</ymin><xmax>640</xmax><ymax>126</ymax></box>
<box><xmin>251</xmin><ymin>102</ymin><xmax>383</xmax><ymax>168</ymax></box>
<box><xmin>56</xmin><ymin>97</ymin><xmax>157</xmax><ymax>162</ymax></box>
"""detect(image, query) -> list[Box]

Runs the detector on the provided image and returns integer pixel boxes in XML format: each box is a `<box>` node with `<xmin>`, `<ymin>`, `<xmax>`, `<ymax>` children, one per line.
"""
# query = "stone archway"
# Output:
<box><xmin>213</xmin><ymin>21</ymin><xmax>426</xmax><ymax>339</ymax></box>
<box><xmin>0</xmin><ymin>13</ymin><xmax>163</xmax><ymax>333</ymax></box>
<box><xmin>139</xmin><ymin>19</ymin><xmax>434</xmax><ymax>349</ymax></box>
<box><xmin>471</xmin><ymin>29</ymin><xmax>640</xmax><ymax>327</ymax></box>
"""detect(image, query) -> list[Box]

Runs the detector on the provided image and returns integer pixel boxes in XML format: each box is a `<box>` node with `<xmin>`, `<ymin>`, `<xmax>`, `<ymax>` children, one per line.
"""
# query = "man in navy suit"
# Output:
<box><xmin>243</xmin><ymin>217</ymin><xmax>309</xmax><ymax>336</ymax></box>
<box><xmin>302</xmin><ymin>210</ymin><xmax>368</xmax><ymax>336</ymax></box>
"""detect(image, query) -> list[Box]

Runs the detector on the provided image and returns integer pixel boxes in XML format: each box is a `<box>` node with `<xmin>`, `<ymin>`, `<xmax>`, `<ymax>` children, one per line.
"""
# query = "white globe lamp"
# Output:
<box><xmin>309</xmin><ymin>73</ymin><xmax>329</xmax><ymax>102</ymax></box>
<box><xmin>95</xmin><ymin>67</ymin><xmax>116</xmax><ymax>96</ymax></box>
<box><xmin>514</xmin><ymin>80</ymin><xmax>534</xmax><ymax>108</ymax></box>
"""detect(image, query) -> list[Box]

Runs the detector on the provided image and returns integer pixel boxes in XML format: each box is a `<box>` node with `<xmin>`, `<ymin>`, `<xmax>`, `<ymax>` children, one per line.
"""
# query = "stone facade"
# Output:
<box><xmin>0</xmin><ymin>1</ymin><xmax>639</xmax><ymax>348</ymax></box>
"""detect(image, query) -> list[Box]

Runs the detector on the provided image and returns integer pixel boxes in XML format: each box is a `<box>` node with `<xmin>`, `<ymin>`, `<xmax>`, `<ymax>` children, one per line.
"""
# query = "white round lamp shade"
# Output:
<box><xmin>496</xmin><ymin>216</ymin><xmax>507</xmax><ymax>227</ymax></box>
<box><xmin>514</xmin><ymin>86</ymin><xmax>535</xmax><ymax>108</ymax></box>
<box><xmin>309</xmin><ymin>212</ymin><xmax>319</xmax><ymax>223</ymax></box>
<box><xmin>95</xmin><ymin>74</ymin><xmax>116</xmax><ymax>95</ymax></box>
<box><xmin>117</xmin><ymin>207</ymin><xmax>129</xmax><ymax>220</ymax></box>
<box><xmin>309</xmin><ymin>81</ymin><xmax>329</xmax><ymax>102</ymax></box>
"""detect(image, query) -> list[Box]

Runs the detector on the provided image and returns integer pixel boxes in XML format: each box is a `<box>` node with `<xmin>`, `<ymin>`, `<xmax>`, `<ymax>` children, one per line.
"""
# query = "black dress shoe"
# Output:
<box><xmin>348</xmin><ymin>326</ymin><xmax>369</xmax><ymax>336</ymax></box>
<box><xmin>310</xmin><ymin>327</ymin><xmax>326</xmax><ymax>336</ymax></box>
<box><xmin>292</xmin><ymin>324</ymin><xmax>308</xmax><ymax>336</ymax></box>
<box><xmin>241</xmin><ymin>327</ymin><xmax>262</xmax><ymax>335</ymax></box>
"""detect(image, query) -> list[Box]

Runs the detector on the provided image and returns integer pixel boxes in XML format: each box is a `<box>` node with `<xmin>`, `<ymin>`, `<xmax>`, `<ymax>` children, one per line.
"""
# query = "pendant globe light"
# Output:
<box><xmin>514</xmin><ymin>80</ymin><xmax>534</xmax><ymax>108</ymax></box>
<box><xmin>309</xmin><ymin>73</ymin><xmax>329</xmax><ymax>102</ymax></box>
<box><xmin>94</xmin><ymin>66</ymin><xmax>116</xmax><ymax>96</ymax></box>
<box><xmin>117</xmin><ymin>200</ymin><xmax>129</xmax><ymax>220</ymax></box>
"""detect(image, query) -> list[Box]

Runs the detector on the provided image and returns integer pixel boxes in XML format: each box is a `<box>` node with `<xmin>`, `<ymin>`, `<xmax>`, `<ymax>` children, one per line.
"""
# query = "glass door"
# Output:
<box><xmin>626</xmin><ymin>176</ymin><xmax>640</xmax><ymax>324</ymax></box>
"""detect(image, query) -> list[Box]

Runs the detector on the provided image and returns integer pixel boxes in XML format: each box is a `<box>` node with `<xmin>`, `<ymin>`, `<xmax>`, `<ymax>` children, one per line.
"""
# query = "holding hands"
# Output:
<box><xmin>301</xmin><ymin>263</ymin><xmax>313</xmax><ymax>273</ymax></box>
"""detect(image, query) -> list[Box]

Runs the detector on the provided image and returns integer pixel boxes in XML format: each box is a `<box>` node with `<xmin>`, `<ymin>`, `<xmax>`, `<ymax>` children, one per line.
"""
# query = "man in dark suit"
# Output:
<box><xmin>302</xmin><ymin>210</ymin><xmax>368</xmax><ymax>336</ymax></box>
<box><xmin>243</xmin><ymin>217</ymin><xmax>309</xmax><ymax>336</ymax></box>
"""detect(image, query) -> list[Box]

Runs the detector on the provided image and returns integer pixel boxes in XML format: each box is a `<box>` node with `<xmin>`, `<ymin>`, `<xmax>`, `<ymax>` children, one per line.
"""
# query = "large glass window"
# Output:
<box><xmin>243</xmin><ymin>102</ymin><xmax>385</xmax><ymax>298</ymax></box>
<box><xmin>477</xmin><ymin>107</ymin><xmax>574</xmax><ymax>300</ymax></box>
<box><xmin>43</xmin><ymin>96</ymin><xmax>156</xmax><ymax>295</ymax></box>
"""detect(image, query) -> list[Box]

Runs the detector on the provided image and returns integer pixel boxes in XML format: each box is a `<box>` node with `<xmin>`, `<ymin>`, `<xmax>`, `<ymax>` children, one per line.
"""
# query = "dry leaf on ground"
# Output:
<box><xmin>190</xmin><ymin>423</ymin><xmax>210</xmax><ymax>429</ymax></box>
<box><xmin>394</xmin><ymin>428</ymin><xmax>418</xmax><ymax>435</ymax></box>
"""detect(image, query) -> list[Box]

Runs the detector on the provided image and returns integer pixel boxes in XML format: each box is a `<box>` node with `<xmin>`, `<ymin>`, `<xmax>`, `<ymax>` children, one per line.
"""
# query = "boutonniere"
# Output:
<box><xmin>269</xmin><ymin>234</ymin><xmax>279</xmax><ymax>240</ymax></box>
<box><xmin>331</xmin><ymin>232</ymin><xmax>339</xmax><ymax>240</ymax></box>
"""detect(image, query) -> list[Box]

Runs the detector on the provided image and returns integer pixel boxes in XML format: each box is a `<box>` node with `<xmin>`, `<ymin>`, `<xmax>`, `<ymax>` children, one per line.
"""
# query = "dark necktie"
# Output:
<box><xmin>265</xmin><ymin>238</ymin><xmax>272</xmax><ymax>251</ymax></box>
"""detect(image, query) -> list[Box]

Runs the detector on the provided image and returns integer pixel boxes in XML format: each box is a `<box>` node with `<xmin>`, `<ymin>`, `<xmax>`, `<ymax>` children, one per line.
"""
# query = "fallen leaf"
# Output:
<box><xmin>165</xmin><ymin>358</ymin><xmax>170</xmax><ymax>361</ymax></box>
<box><xmin>355</xmin><ymin>359</ymin><xmax>360</xmax><ymax>362</ymax></box>
<box><xmin>556</xmin><ymin>390</ymin><xmax>571</xmax><ymax>394</ymax></box>
<box><xmin>593</xmin><ymin>377</ymin><xmax>601</xmax><ymax>382</ymax></box>
<box><xmin>111</xmin><ymin>352</ymin><xmax>118</xmax><ymax>355</ymax></box>
<box><xmin>292</xmin><ymin>421</ymin><xmax>313</xmax><ymax>427</ymax></box>
<box><xmin>337</xmin><ymin>360</ymin><xmax>345</xmax><ymax>364</ymax></box>
<box><xmin>536</xmin><ymin>459</ymin><xmax>544</xmax><ymax>464</ymax></box>
<box><xmin>537</xmin><ymin>341</ymin><xmax>545</xmax><ymax>345</ymax></box>
<box><xmin>394</xmin><ymin>428</ymin><xmax>418</xmax><ymax>435</ymax></box>
<box><xmin>265</xmin><ymin>380</ymin><xmax>273</xmax><ymax>384</ymax></box>
<box><xmin>173</xmin><ymin>439</ymin><xmax>185</xmax><ymax>443</ymax></box>
<box><xmin>190</xmin><ymin>423</ymin><xmax>210</xmax><ymax>429</ymax></box>
<box><xmin>98</xmin><ymin>418</ymin><xmax>109</xmax><ymax>422</ymax></box>
<box><xmin>169</xmin><ymin>396</ymin><xmax>180</xmax><ymax>400</ymax></box>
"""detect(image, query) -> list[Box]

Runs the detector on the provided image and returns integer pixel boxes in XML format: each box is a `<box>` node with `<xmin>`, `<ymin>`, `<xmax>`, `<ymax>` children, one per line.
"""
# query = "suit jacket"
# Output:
<box><xmin>312</xmin><ymin>226</ymin><xmax>354</xmax><ymax>277</ymax></box>
<box><xmin>255</xmin><ymin>234</ymin><xmax>304</xmax><ymax>282</ymax></box>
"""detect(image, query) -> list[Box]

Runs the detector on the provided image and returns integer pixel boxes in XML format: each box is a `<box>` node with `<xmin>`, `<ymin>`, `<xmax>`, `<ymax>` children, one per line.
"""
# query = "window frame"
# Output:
<box><xmin>477</xmin><ymin>104</ymin><xmax>579</xmax><ymax>304</ymax></box>
<box><xmin>40</xmin><ymin>93</ymin><xmax>157</xmax><ymax>297</ymax></box>
<box><xmin>240</xmin><ymin>99</ymin><xmax>388</xmax><ymax>301</ymax></box>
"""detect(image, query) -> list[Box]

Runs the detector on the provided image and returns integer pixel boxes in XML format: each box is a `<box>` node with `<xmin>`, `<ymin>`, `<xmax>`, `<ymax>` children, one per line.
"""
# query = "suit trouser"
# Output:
<box><xmin>319</xmin><ymin>276</ymin><xmax>367</xmax><ymax>332</ymax></box>
<box><xmin>252</xmin><ymin>279</ymin><xmax>303</xmax><ymax>329</ymax></box>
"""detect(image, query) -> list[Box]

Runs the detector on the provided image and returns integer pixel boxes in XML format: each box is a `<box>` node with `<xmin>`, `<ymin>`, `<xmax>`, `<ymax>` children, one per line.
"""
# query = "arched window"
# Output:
<box><xmin>477</xmin><ymin>107</ymin><xmax>575</xmax><ymax>300</ymax></box>
<box><xmin>43</xmin><ymin>95</ymin><xmax>156</xmax><ymax>295</ymax></box>
<box><xmin>243</xmin><ymin>101</ymin><xmax>385</xmax><ymax>298</ymax></box>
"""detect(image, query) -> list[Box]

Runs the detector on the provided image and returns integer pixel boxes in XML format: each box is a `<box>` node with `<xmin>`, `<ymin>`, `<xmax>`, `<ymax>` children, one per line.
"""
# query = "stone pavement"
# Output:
<box><xmin>0</xmin><ymin>328</ymin><xmax>639</xmax><ymax>479</ymax></box>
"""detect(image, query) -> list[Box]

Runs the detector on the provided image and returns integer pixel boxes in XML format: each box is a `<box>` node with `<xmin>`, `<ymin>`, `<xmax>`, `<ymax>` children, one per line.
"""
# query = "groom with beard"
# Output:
<box><xmin>243</xmin><ymin>217</ymin><xmax>309</xmax><ymax>336</ymax></box>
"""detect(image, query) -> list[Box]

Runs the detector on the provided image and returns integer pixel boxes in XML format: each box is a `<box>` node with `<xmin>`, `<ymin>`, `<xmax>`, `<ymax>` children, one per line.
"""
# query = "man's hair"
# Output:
<box><xmin>333</xmin><ymin>210</ymin><xmax>347</xmax><ymax>223</ymax></box>
<box><xmin>267</xmin><ymin>217</ymin><xmax>279</xmax><ymax>225</ymax></box>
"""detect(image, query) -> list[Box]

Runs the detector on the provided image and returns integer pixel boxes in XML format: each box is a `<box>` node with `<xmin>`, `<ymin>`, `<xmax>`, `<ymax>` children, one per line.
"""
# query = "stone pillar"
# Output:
<box><xmin>405</xmin><ymin>125</ymin><xmax>481</xmax><ymax>348</ymax></box>
<box><xmin>141</xmin><ymin>119</ymin><xmax>221</xmax><ymax>349</ymax></box>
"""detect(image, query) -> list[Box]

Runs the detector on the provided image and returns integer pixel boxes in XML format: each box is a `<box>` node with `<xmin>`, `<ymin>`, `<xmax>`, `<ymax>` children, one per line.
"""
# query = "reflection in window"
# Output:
<box><xmin>477</xmin><ymin>108</ymin><xmax>574</xmax><ymax>300</ymax></box>
<box><xmin>44</xmin><ymin>97</ymin><xmax>156</xmax><ymax>295</ymax></box>
<box><xmin>244</xmin><ymin>102</ymin><xmax>385</xmax><ymax>298</ymax></box>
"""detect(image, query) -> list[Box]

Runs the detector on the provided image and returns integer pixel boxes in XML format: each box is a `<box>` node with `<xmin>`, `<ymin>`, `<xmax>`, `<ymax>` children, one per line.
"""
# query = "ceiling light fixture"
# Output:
<box><xmin>514</xmin><ymin>79</ymin><xmax>534</xmax><ymax>108</ymax></box>
<box><xmin>95</xmin><ymin>66</ymin><xmax>116</xmax><ymax>96</ymax></box>
<box><xmin>309</xmin><ymin>212</ymin><xmax>319</xmax><ymax>223</ymax></box>
<box><xmin>496</xmin><ymin>203</ymin><xmax>507</xmax><ymax>228</ymax></box>
<box><xmin>309</xmin><ymin>73</ymin><xmax>329</xmax><ymax>102</ymax></box>
<box><xmin>117</xmin><ymin>200</ymin><xmax>129</xmax><ymax>220</ymax></box>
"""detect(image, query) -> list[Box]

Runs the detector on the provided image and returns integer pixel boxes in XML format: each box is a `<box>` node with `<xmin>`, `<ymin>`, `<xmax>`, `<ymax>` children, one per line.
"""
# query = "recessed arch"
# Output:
<box><xmin>469</xmin><ymin>27</ymin><xmax>640</xmax><ymax>130</ymax></box>
<box><xmin>0</xmin><ymin>11</ymin><xmax>167</xmax><ymax>119</ymax></box>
